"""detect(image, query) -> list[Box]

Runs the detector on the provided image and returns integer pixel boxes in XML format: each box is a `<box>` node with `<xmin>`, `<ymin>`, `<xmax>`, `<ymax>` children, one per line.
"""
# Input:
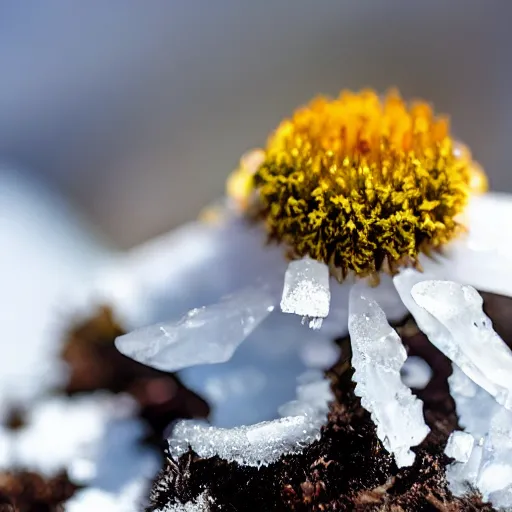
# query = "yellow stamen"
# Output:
<box><xmin>245</xmin><ymin>89</ymin><xmax>485</xmax><ymax>279</ymax></box>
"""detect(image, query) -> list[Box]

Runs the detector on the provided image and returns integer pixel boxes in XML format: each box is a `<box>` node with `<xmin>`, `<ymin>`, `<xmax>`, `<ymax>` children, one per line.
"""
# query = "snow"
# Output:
<box><xmin>66</xmin><ymin>478</ymin><xmax>153</xmax><ymax>512</ymax></box>
<box><xmin>0</xmin><ymin>170</ymin><xmax>163</xmax><ymax>511</ymax></box>
<box><xmin>0</xmin><ymin>168</ymin><xmax>114</xmax><ymax>418</ymax></box>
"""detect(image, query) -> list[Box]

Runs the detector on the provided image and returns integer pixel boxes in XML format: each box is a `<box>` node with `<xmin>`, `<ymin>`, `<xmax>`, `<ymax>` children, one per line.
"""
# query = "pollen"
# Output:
<box><xmin>246</xmin><ymin>89</ymin><xmax>487</xmax><ymax>279</ymax></box>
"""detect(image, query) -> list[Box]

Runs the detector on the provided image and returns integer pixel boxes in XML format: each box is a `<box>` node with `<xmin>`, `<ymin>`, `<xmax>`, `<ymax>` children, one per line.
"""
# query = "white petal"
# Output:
<box><xmin>96</xmin><ymin>213</ymin><xmax>288</xmax><ymax>328</ymax></box>
<box><xmin>420</xmin><ymin>192</ymin><xmax>512</xmax><ymax>297</ymax></box>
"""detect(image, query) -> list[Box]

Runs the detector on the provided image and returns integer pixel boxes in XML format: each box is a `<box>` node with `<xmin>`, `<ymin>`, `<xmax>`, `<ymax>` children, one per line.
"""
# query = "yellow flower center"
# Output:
<box><xmin>229</xmin><ymin>89</ymin><xmax>487</xmax><ymax>279</ymax></box>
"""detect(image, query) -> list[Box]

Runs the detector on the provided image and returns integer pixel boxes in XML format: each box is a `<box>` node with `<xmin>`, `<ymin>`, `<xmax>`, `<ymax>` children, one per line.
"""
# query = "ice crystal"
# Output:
<box><xmin>280</xmin><ymin>257</ymin><xmax>330</xmax><ymax>326</ymax></box>
<box><xmin>447</xmin><ymin>360</ymin><xmax>512</xmax><ymax>507</ymax></box>
<box><xmin>444</xmin><ymin>431</ymin><xmax>474</xmax><ymax>463</ymax></box>
<box><xmin>394</xmin><ymin>272</ymin><xmax>512</xmax><ymax>411</ymax></box>
<box><xmin>445</xmin><ymin>442</ymin><xmax>483</xmax><ymax>499</ymax></box>
<box><xmin>157</xmin><ymin>491</ymin><xmax>213</xmax><ymax>511</ymax></box>
<box><xmin>445</xmin><ymin>403</ymin><xmax>512</xmax><ymax>508</ymax></box>
<box><xmin>115</xmin><ymin>287</ymin><xmax>275</xmax><ymax>372</ymax></box>
<box><xmin>348</xmin><ymin>285</ymin><xmax>430</xmax><ymax>467</ymax></box>
<box><xmin>168</xmin><ymin>372</ymin><xmax>332</xmax><ymax>467</ymax></box>
<box><xmin>478</xmin><ymin>406</ymin><xmax>512</xmax><ymax>503</ymax></box>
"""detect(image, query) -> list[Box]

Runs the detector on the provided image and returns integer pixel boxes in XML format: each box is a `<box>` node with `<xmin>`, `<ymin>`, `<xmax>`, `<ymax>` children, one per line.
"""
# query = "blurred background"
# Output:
<box><xmin>1</xmin><ymin>0</ymin><xmax>511</xmax><ymax>248</ymax></box>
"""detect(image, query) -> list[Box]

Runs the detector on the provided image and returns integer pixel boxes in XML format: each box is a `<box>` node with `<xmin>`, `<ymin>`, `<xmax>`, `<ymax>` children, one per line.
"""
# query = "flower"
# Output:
<box><xmin>111</xmin><ymin>89</ymin><xmax>512</xmax><ymax>507</ymax></box>
<box><xmin>110</xmin><ymin>89</ymin><xmax>511</xmax><ymax>351</ymax></box>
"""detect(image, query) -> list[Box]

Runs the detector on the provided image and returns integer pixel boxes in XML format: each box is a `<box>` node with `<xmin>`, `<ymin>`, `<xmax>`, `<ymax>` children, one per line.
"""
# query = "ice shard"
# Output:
<box><xmin>348</xmin><ymin>285</ymin><xmax>430</xmax><ymax>467</ymax></box>
<box><xmin>115</xmin><ymin>287</ymin><xmax>275</xmax><ymax>372</ymax></box>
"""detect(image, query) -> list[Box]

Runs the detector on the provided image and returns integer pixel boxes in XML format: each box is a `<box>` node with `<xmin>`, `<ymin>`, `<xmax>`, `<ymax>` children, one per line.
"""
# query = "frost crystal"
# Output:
<box><xmin>394</xmin><ymin>272</ymin><xmax>512</xmax><ymax>411</ymax></box>
<box><xmin>168</xmin><ymin>372</ymin><xmax>332</xmax><ymax>467</ymax></box>
<box><xmin>444</xmin><ymin>431</ymin><xmax>474</xmax><ymax>463</ymax></box>
<box><xmin>280</xmin><ymin>257</ymin><xmax>330</xmax><ymax>327</ymax></box>
<box><xmin>115</xmin><ymin>288</ymin><xmax>275</xmax><ymax>372</ymax></box>
<box><xmin>157</xmin><ymin>491</ymin><xmax>213</xmax><ymax>511</ymax></box>
<box><xmin>348</xmin><ymin>285</ymin><xmax>430</xmax><ymax>467</ymax></box>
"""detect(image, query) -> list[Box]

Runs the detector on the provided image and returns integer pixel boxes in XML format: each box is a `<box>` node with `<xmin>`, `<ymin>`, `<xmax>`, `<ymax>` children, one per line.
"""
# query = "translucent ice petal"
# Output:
<box><xmin>448</xmin><ymin>404</ymin><xmax>512</xmax><ymax>508</ymax></box>
<box><xmin>168</xmin><ymin>372</ymin><xmax>332</xmax><ymax>467</ymax></box>
<box><xmin>280</xmin><ymin>257</ymin><xmax>330</xmax><ymax>323</ymax></box>
<box><xmin>348</xmin><ymin>285</ymin><xmax>430</xmax><ymax>467</ymax></box>
<box><xmin>322</xmin><ymin>273</ymin><xmax>408</xmax><ymax>339</ymax></box>
<box><xmin>116</xmin><ymin>288</ymin><xmax>276</xmax><ymax>372</ymax></box>
<box><xmin>408</xmin><ymin>279</ymin><xmax>512</xmax><ymax>411</ymax></box>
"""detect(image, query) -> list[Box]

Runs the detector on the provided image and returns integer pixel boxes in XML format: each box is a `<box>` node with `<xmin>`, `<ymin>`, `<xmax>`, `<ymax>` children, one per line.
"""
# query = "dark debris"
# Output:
<box><xmin>0</xmin><ymin>471</ymin><xmax>79</xmax><ymax>512</ymax></box>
